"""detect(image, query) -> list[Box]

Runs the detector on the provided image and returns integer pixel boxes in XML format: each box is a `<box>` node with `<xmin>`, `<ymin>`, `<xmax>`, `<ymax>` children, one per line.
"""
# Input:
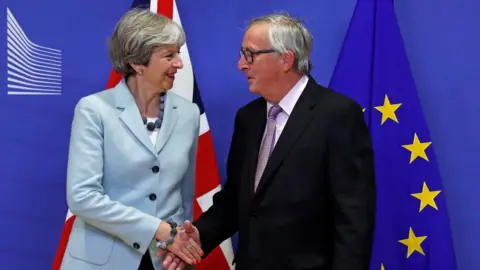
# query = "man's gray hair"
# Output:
<box><xmin>247</xmin><ymin>13</ymin><xmax>313</xmax><ymax>75</ymax></box>
<box><xmin>108</xmin><ymin>8</ymin><xmax>186</xmax><ymax>75</ymax></box>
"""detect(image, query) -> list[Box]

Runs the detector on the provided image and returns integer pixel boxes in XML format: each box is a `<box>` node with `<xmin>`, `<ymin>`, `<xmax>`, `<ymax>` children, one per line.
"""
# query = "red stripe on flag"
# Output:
<box><xmin>195</xmin><ymin>131</ymin><xmax>223</xmax><ymax>198</ymax></box>
<box><xmin>196</xmin><ymin>243</ymin><xmax>231</xmax><ymax>270</ymax></box>
<box><xmin>52</xmin><ymin>216</ymin><xmax>76</xmax><ymax>270</ymax></box>
<box><xmin>105</xmin><ymin>69</ymin><xmax>124</xmax><ymax>89</ymax></box>
<box><xmin>157</xmin><ymin>0</ymin><xmax>174</xmax><ymax>19</ymax></box>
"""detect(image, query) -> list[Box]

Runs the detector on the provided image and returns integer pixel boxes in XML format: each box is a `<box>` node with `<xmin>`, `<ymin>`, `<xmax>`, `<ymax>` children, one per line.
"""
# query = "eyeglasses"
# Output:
<box><xmin>240</xmin><ymin>48</ymin><xmax>276</xmax><ymax>64</ymax></box>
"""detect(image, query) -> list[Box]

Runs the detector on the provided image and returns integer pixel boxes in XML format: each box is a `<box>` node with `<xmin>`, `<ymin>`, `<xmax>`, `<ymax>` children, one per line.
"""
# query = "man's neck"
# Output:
<box><xmin>264</xmin><ymin>72</ymin><xmax>304</xmax><ymax>104</ymax></box>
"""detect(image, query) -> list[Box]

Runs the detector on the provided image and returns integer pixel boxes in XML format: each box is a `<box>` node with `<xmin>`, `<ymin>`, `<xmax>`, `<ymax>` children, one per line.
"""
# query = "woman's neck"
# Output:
<box><xmin>127</xmin><ymin>76</ymin><xmax>164</xmax><ymax>117</ymax></box>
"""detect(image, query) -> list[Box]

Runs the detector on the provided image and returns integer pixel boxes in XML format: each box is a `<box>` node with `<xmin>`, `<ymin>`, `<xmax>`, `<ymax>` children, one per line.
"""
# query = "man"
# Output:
<box><xmin>165</xmin><ymin>13</ymin><xmax>376</xmax><ymax>270</ymax></box>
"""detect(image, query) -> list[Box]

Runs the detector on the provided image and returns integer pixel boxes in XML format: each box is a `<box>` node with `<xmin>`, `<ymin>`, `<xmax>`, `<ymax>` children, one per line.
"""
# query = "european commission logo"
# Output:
<box><xmin>6</xmin><ymin>7</ymin><xmax>62</xmax><ymax>95</ymax></box>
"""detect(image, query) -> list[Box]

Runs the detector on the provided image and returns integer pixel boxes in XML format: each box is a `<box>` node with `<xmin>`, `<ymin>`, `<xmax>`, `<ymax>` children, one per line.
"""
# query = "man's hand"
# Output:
<box><xmin>159</xmin><ymin>220</ymin><xmax>202</xmax><ymax>269</ymax></box>
<box><xmin>183</xmin><ymin>220</ymin><xmax>201</xmax><ymax>245</ymax></box>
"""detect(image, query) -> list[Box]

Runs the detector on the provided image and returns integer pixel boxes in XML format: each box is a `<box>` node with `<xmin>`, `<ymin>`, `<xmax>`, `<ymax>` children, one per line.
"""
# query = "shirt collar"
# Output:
<box><xmin>267</xmin><ymin>75</ymin><xmax>309</xmax><ymax>117</ymax></box>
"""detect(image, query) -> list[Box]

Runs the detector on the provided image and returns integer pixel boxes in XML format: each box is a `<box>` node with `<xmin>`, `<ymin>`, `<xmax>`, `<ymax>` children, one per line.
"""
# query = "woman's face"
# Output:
<box><xmin>141</xmin><ymin>45</ymin><xmax>183</xmax><ymax>91</ymax></box>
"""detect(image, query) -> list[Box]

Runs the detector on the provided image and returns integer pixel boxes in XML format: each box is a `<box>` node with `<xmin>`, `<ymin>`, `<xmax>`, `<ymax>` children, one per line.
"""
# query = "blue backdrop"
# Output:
<box><xmin>0</xmin><ymin>0</ymin><xmax>478</xmax><ymax>269</ymax></box>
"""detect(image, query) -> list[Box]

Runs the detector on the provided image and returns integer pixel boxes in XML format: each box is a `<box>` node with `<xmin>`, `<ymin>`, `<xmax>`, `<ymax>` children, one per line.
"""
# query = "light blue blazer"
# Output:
<box><xmin>60</xmin><ymin>79</ymin><xmax>200</xmax><ymax>270</ymax></box>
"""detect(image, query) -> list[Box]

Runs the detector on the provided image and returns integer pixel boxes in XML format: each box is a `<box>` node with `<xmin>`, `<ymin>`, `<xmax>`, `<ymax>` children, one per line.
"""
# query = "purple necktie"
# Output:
<box><xmin>254</xmin><ymin>105</ymin><xmax>282</xmax><ymax>192</ymax></box>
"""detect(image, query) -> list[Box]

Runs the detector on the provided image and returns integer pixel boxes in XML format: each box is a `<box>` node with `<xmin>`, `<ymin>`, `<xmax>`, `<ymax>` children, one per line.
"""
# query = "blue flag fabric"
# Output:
<box><xmin>329</xmin><ymin>0</ymin><xmax>457</xmax><ymax>269</ymax></box>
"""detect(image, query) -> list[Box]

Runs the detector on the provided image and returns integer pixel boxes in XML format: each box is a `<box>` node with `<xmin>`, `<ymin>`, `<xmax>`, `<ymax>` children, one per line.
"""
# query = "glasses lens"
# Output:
<box><xmin>240</xmin><ymin>49</ymin><xmax>253</xmax><ymax>63</ymax></box>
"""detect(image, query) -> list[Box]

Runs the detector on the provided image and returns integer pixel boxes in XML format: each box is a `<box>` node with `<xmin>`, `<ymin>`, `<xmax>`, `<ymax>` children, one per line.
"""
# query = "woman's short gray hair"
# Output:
<box><xmin>247</xmin><ymin>13</ymin><xmax>313</xmax><ymax>75</ymax></box>
<box><xmin>108</xmin><ymin>8</ymin><xmax>186</xmax><ymax>75</ymax></box>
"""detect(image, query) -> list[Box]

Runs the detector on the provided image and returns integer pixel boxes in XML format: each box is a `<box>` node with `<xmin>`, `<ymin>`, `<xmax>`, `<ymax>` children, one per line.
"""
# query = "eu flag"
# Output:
<box><xmin>328</xmin><ymin>0</ymin><xmax>457</xmax><ymax>269</ymax></box>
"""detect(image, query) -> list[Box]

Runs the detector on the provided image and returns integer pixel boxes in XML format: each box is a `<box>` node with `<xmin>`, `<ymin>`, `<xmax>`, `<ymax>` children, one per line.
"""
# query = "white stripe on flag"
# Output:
<box><xmin>199</xmin><ymin>113</ymin><xmax>210</xmax><ymax>136</ymax></box>
<box><xmin>169</xmin><ymin>1</ymin><xmax>195</xmax><ymax>102</ymax></box>
<box><xmin>65</xmin><ymin>209</ymin><xmax>74</xmax><ymax>220</ymax></box>
<box><xmin>149</xmin><ymin>0</ymin><xmax>157</xmax><ymax>14</ymax></box>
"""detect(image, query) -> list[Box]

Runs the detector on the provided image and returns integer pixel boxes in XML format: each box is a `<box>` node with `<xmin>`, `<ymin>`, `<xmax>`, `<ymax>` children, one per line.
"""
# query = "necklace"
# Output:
<box><xmin>141</xmin><ymin>92</ymin><xmax>166</xmax><ymax>131</ymax></box>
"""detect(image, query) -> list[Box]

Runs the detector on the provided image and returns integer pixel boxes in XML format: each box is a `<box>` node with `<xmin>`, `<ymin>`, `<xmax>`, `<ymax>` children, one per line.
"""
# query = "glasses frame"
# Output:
<box><xmin>240</xmin><ymin>48</ymin><xmax>276</xmax><ymax>64</ymax></box>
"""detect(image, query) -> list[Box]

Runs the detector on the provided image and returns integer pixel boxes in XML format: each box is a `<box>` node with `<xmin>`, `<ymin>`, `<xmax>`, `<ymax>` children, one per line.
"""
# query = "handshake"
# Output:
<box><xmin>155</xmin><ymin>220</ymin><xmax>203</xmax><ymax>269</ymax></box>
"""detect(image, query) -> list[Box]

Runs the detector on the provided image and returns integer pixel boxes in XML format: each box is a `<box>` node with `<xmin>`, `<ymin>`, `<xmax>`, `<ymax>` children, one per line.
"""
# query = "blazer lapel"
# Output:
<box><xmin>254</xmin><ymin>79</ymin><xmax>321</xmax><ymax>195</ymax></box>
<box><xmin>115</xmin><ymin>79</ymin><xmax>157</xmax><ymax>156</ymax></box>
<box><xmin>155</xmin><ymin>91</ymin><xmax>178</xmax><ymax>153</ymax></box>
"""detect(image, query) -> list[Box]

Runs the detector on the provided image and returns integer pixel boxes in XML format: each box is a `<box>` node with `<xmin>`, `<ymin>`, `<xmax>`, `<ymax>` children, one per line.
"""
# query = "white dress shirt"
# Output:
<box><xmin>264</xmin><ymin>75</ymin><xmax>309</xmax><ymax>146</ymax></box>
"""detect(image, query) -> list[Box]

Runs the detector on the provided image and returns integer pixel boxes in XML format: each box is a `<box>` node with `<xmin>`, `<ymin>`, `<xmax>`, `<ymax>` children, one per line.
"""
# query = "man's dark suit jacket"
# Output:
<box><xmin>194</xmin><ymin>77</ymin><xmax>376</xmax><ymax>270</ymax></box>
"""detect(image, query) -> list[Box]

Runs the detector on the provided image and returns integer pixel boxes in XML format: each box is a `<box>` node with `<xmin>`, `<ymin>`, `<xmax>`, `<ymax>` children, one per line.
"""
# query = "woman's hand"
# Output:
<box><xmin>155</xmin><ymin>221</ymin><xmax>173</xmax><ymax>242</ymax></box>
<box><xmin>166</xmin><ymin>226</ymin><xmax>203</xmax><ymax>265</ymax></box>
<box><xmin>155</xmin><ymin>221</ymin><xmax>203</xmax><ymax>265</ymax></box>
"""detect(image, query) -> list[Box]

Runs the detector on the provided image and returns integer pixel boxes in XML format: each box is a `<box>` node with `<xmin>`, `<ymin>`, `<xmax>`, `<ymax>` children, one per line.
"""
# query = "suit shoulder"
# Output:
<box><xmin>75</xmin><ymin>87</ymin><xmax>116</xmax><ymax>108</ymax></box>
<box><xmin>70</xmin><ymin>91</ymin><xmax>111</xmax><ymax>131</ymax></box>
<box><xmin>316</xmin><ymin>84</ymin><xmax>363</xmax><ymax>114</ymax></box>
<box><xmin>74</xmin><ymin>94</ymin><xmax>105</xmax><ymax>116</ymax></box>
<box><xmin>235</xmin><ymin>97</ymin><xmax>264</xmax><ymax>117</ymax></box>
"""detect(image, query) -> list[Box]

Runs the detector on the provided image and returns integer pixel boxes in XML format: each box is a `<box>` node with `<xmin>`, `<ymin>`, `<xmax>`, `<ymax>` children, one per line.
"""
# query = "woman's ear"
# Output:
<box><xmin>129</xmin><ymin>62</ymin><xmax>144</xmax><ymax>75</ymax></box>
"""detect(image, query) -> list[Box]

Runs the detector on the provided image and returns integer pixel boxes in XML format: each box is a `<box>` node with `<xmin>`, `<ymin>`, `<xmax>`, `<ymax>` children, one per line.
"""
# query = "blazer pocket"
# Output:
<box><xmin>68</xmin><ymin>223</ymin><xmax>115</xmax><ymax>266</ymax></box>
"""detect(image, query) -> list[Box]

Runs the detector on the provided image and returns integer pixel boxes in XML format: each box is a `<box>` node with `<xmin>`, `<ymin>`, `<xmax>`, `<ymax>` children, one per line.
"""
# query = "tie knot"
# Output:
<box><xmin>268</xmin><ymin>105</ymin><xmax>282</xmax><ymax>119</ymax></box>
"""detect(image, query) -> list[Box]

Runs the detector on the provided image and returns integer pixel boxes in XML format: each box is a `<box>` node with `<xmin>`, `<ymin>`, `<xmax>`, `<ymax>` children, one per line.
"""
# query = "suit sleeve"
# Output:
<box><xmin>193</xmin><ymin>110</ymin><xmax>242</xmax><ymax>257</ymax></box>
<box><xmin>181</xmin><ymin>105</ymin><xmax>200</xmax><ymax>222</ymax></box>
<box><xmin>328</xmin><ymin>102</ymin><xmax>376</xmax><ymax>270</ymax></box>
<box><xmin>66</xmin><ymin>97</ymin><xmax>162</xmax><ymax>255</ymax></box>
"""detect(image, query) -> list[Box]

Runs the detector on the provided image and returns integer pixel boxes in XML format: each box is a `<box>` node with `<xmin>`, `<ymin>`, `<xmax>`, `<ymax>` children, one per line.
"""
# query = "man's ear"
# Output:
<box><xmin>281</xmin><ymin>50</ymin><xmax>295</xmax><ymax>72</ymax></box>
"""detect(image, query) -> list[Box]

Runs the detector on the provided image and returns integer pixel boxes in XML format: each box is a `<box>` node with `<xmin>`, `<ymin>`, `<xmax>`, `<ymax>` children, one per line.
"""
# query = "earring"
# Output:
<box><xmin>137</xmin><ymin>69</ymin><xmax>143</xmax><ymax>75</ymax></box>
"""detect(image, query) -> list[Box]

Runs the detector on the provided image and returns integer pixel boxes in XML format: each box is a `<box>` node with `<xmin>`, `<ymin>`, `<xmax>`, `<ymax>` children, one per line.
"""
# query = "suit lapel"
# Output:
<box><xmin>254</xmin><ymin>78</ymin><xmax>321</xmax><ymax>196</ymax></box>
<box><xmin>155</xmin><ymin>91</ymin><xmax>178</xmax><ymax>153</ymax></box>
<box><xmin>115</xmin><ymin>79</ymin><xmax>157</xmax><ymax>156</ymax></box>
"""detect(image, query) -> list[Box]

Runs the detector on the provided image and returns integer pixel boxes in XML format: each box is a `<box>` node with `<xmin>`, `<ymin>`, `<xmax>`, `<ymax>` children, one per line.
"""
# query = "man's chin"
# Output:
<box><xmin>248</xmin><ymin>85</ymin><xmax>259</xmax><ymax>94</ymax></box>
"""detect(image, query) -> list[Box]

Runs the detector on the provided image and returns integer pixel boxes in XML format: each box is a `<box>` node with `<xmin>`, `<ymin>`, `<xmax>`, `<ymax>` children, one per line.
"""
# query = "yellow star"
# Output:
<box><xmin>374</xmin><ymin>94</ymin><xmax>402</xmax><ymax>125</ymax></box>
<box><xmin>411</xmin><ymin>181</ymin><xmax>441</xmax><ymax>212</ymax></box>
<box><xmin>402</xmin><ymin>133</ymin><xmax>432</xmax><ymax>163</ymax></box>
<box><xmin>363</xmin><ymin>108</ymin><xmax>366</xmax><ymax>112</ymax></box>
<box><xmin>381</xmin><ymin>263</ymin><xmax>386</xmax><ymax>270</ymax></box>
<box><xmin>398</xmin><ymin>227</ymin><xmax>427</xmax><ymax>258</ymax></box>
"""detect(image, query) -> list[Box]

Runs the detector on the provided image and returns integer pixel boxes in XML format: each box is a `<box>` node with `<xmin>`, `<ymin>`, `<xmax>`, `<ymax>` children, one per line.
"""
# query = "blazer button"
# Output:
<box><xmin>133</xmin><ymin>242</ymin><xmax>140</xmax><ymax>249</ymax></box>
<box><xmin>250</xmin><ymin>212</ymin><xmax>258</xmax><ymax>220</ymax></box>
<box><xmin>152</xmin><ymin>166</ymin><xmax>159</xmax><ymax>173</ymax></box>
<box><xmin>149</xmin><ymin>193</ymin><xmax>157</xmax><ymax>201</ymax></box>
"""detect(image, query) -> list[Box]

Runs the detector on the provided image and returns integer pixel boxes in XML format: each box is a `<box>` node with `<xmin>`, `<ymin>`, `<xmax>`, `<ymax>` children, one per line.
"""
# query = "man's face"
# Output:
<box><xmin>238</xmin><ymin>23</ymin><xmax>282</xmax><ymax>96</ymax></box>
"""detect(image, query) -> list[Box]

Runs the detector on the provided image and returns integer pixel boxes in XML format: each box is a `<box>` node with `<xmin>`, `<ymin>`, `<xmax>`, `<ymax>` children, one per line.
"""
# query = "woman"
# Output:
<box><xmin>60</xmin><ymin>8</ymin><xmax>202</xmax><ymax>270</ymax></box>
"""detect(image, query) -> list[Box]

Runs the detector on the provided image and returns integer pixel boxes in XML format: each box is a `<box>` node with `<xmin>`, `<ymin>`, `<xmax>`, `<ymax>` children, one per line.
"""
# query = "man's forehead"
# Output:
<box><xmin>245</xmin><ymin>24</ymin><xmax>268</xmax><ymax>38</ymax></box>
<box><xmin>243</xmin><ymin>24</ymin><xmax>269</xmax><ymax>49</ymax></box>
